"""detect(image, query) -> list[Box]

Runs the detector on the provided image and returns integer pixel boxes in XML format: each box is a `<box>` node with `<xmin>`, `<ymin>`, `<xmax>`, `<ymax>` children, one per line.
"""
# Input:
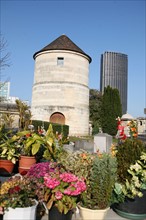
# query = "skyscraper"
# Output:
<box><xmin>100</xmin><ymin>51</ymin><xmax>128</xmax><ymax>114</ymax></box>
<box><xmin>0</xmin><ymin>81</ymin><xmax>10</xmax><ymax>100</ymax></box>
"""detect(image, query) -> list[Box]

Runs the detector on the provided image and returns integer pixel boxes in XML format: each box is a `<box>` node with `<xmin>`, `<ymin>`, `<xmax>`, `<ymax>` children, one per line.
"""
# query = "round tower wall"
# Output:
<box><xmin>31</xmin><ymin>50</ymin><xmax>90</xmax><ymax>136</ymax></box>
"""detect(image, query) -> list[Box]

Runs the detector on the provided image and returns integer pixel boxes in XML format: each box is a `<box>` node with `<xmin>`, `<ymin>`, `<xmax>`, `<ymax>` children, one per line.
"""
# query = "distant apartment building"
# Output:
<box><xmin>100</xmin><ymin>52</ymin><xmax>128</xmax><ymax>114</ymax></box>
<box><xmin>0</xmin><ymin>81</ymin><xmax>10</xmax><ymax>100</ymax></box>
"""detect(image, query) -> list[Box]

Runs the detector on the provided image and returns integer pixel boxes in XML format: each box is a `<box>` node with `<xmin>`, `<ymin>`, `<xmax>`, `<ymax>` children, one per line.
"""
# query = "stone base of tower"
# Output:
<box><xmin>31</xmin><ymin>106</ymin><xmax>89</xmax><ymax>136</ymax></box>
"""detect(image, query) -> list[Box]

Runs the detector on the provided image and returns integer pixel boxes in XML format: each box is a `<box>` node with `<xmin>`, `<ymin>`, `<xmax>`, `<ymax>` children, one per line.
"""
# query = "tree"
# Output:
<box><xmin>89</xmin><ymin>89</ymin><xmax>102</xmax><ymax>135</ymax></box>
<box><xmin>0</xmin><ymin>113</ymin><xmax>14</xmax><ymax>128</ymax></box>
<box><xmin>0</xmin><ymin>34</ymin><xmax>10</xmax><ymax>72</ymax></box>
<box><xmin>0</xmin><ymin>34</ymin><xmax>11</xmax><ymax>102</ymax></box>
<box><xmin>15</xmin><ymin>99</ymin><xmax>32</xmax><ymax>130</ymax></box>
<box><xmin>100</xmin><ymin>86</ymin><xmax>122</xmax><ymax>136</ymax></box>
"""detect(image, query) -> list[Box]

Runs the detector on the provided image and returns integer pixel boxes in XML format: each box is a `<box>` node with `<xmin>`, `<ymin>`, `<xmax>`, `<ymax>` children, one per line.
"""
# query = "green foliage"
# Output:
<box><xmin>89</xmin><ymin>89</ymin><xmax>102</xmax><ymax>135</ymax></box>
<box><xmin>0</xmin><ymin>133</ymin><xmax>21</xmax><ymax>163</ymax></box>
<box><xmin>17</xmin><ymin>130</ymin><xmax>45</xmax><ymax>156</ymax></box>
<box><xmin>100</xmin><ymin>86</ymin><xmax>122</xmax><ymax>136</ymax></box>
<box><xmin>89</xmin><ymin>153</ymin><xmax>117</xmax><ymax>209</ymax></box>
<box><xmin>16</xmin><ymin>124</ymin><xmax>65</xmax><ymax>161</ymax></box>
<box><xmin>15</xmin><ymin>99</ymin><xmax>32</xmax><ymax>130</ymax></box>
<box><xmin>57</xmin><ymin>150</ymin><xmax>94</xmax><ymax>180</ymax></box>
<box><xmin>112</xmin><ymin>152</ymin><xmax>146</xmax><ymax>203</ymax></box>
<box><xmin>116</xmin><ymin>138</ymin><xmax>146</xmax><ymax>183</ymax></box>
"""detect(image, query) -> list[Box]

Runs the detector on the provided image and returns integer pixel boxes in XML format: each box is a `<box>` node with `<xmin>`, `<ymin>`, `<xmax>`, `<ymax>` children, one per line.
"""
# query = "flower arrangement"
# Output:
<box><xmin>25</xmin><ymin>161</ymin><xmax>86</xmax><ymax>214</ymax></box>
<box><xmin>43</xmin><ymin>171</ymin><xmax>86</xmax><ymax>214</ymax></box>
<box><xmin>57</xmin><ymin>149</ymin><xmax>117</xmax><ymax>210</ymax></box>
<box><xmin>0</xmin><ymin>175</ymin><xmax>36</xmax><ymax>209</ymax></box>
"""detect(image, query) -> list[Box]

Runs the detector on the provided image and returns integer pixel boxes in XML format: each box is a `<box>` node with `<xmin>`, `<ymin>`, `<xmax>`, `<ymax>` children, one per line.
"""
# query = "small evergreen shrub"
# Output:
<box><xmin>89</xmin><ymin>153</ymin><xmax>117</xmax><ymax>209</ymax></box>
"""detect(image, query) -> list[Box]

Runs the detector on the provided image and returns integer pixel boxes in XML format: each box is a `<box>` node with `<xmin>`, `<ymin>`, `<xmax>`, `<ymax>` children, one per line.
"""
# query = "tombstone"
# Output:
<box><xmin>94</xmin><ymin>133</ymin><xmax>113</xmax><ymax>153</ymax></box>
<box><xmin>74</xmin><ymin>140</ymin><xmax>94</xmax><ymax>152</ymax></box>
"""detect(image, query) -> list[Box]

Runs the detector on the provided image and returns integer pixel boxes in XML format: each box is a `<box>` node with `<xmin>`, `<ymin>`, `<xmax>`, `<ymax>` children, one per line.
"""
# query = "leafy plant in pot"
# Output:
<box><xmin>0</xmin><ymin>133</ymin><xmax>21</xmax><ymax>175</ymax></box>
<box><xmin>111</xmin><ymin>120</ymin><xmax>146</xmax><ymax>219</ymax></box>
<box><xmin>78</xmin><ymin>152</ymin><xmax>117</xmax><ymax>220</ymax></box>
<box><xmin>112</xmin><ymin>151</ymin><xmax>146</xmax><ymax>219</ymax></box>
<box><xmin>16</xmin><ymin>130</ymin><xmax>45</xmax><ymax>174</ymax></box>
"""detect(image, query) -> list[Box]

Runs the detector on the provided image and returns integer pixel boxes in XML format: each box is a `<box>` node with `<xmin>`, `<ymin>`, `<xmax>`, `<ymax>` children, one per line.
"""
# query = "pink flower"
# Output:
<box><xmin>55</xmin><ymin>191</ymin><xmax>63</xmax><ymax>200</ymax></box>
<box><xmin>44</xmin><ymin>175</ymin><xmax>60</xmax><ymax>189</ymax></box>
<box><xmin>60</xmin><ymin>173</ymin><xmax>78</xmax><ymax>183</ymax></box>
<box><xmin>64</xmin><ymin>180</ymin><xmax>86</xmax><ymax>196</ymax></box>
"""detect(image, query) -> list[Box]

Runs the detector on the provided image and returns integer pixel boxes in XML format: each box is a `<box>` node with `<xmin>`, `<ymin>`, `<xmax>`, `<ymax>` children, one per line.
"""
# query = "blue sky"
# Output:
<box><xmin>1</xmin><ymin>0</ymin><xmax>146</xmax><ymax>118</ymax></box>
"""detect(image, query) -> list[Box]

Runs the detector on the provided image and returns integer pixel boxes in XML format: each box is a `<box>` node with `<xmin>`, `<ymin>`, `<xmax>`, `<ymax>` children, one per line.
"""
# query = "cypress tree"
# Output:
<box><xmin>100</xmin><ymin>86</ymin><xmax>122</xmax><ymax>136</ymax></box>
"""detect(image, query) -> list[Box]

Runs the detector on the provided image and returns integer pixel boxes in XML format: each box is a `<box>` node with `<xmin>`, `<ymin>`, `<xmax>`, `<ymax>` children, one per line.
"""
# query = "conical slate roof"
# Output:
<box><xmin>33</xmin><ymin>35</ymin><xmax>92</xmax><ymax>63</ymax></box>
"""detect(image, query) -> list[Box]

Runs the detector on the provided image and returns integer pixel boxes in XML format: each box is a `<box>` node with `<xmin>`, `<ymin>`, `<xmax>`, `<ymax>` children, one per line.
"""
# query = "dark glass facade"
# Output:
<box><xmin>100</xmin><ymin>51</ymin><xmax>128</xmax><ymax>114</ymax></box>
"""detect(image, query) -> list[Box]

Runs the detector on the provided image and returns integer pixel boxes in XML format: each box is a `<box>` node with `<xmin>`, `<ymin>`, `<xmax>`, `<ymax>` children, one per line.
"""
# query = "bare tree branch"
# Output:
<box><xmin>0</xmin><ymin>34</ymin><xmax>11</xmax><ymax>74</ymax></box>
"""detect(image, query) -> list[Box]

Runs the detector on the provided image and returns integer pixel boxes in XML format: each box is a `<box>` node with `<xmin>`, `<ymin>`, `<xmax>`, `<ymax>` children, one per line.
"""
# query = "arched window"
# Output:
<box><xmin>50</xmin><ymin>112</ymin><xmax>65</xmax><ymax>125</ymax></box>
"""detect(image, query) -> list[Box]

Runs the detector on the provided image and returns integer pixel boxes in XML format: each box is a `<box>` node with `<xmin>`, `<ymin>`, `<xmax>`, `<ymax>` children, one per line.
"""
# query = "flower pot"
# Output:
<box><xmin>0</xmin><ymin>159</ymin><xmax>14</xmax><ymax>175</ymax></box>
<box><xmin>19</xmin><ymin>156</ymin><xmax>36</xmax><ymax>175</ymax></box>
<box><xmin>113</xmin><ymin>190</ymin><xmax>146</xmax><ymax>220</ymax></box>
<box><xmin>3</xmin><ymin>201</ymin><xmax>38</xmax><ymax>220</ymax></box>
<box><xmin>78</xmin><ymin>205</ymin><xmax>110</xmax><ymax>220</ymax></box>
<box><xmin>49</xmin><ymin>206</ymin><xmax>73</xmax><ymax>220</ymax></box>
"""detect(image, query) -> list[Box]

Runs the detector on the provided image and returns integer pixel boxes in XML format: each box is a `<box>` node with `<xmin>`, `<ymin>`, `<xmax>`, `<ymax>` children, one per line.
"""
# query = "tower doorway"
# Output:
<box><xmin>50</xmin><ymin>112</ymin><xmax>65</xmax><ymax>125</ymax></box>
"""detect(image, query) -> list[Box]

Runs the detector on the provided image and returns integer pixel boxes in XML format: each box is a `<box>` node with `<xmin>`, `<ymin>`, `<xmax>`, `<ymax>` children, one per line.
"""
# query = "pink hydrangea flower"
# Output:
<box><xmin>44</xmin><ymin>175</ymin><xmax>60</xmax><ymax>189</ymax></box>
<box><xmin>60</xmin><ymin>173</ymin><xmax>78</xmax><ymax>182</ymax></box>
<box><xmin>55</xmin><ymin>191</ymin><xmax>63</xmax><ymax>200</ymax></box>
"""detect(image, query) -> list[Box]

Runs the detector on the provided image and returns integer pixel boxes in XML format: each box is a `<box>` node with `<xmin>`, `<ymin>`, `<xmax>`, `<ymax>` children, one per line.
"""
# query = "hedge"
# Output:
<box><xmin>31</xmin><ymin>120</ymin><xmax>69</xmax><ymax>138</ymax></box>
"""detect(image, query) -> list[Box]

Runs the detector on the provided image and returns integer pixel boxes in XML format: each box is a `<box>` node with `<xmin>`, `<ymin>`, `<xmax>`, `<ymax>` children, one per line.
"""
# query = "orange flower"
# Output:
<box><xmin>80</xmin><ymin>153</ymin><xmax>87</xmax><ymax>160</ymax></box>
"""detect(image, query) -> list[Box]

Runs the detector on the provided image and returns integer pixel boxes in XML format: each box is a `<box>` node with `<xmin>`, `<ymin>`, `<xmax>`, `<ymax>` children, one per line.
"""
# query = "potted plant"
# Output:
<box><xmin>0</xmin><ymin>175</ymin><xmax>38</xmax><ymax>220</ymax></box>
<box><xmin>111</xmin><ymin>119</ymin><xmax>146</xmax><ymax>219</ymax></box>
<box><xmin>57</xmin><ymin>149</ymin><xmax>117</xmax><ymax>220</ymax></box>
<box><xmin>0</xmin><ymin>133</ymin><xmax>21</xmax><ymax>175</ymax></box>
<box><xmin>25</xmin><ymin>161</ymin><xmax>86</xmax><ymax>220</ymax></box>
<box><xmin>112</xmin><ymin>151</ymin><xmax>146</xmax><ymax>219</ymax></box>
<box><xmin>77</xmin><ymin>152</ymin><xmax>117</xmax><ymax>220</ymax></box>
<box><xmin>17</xmin><ymin>124</ymin><xmax>65</xmax><ymax>174</ymax></box>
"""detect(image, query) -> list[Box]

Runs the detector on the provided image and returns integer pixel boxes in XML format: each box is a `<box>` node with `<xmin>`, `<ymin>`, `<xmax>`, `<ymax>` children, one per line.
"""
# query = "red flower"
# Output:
<box><xmin>9</xmin><ymin>186</ymin><xmax>21</xmax><ymax>194</ymax></box>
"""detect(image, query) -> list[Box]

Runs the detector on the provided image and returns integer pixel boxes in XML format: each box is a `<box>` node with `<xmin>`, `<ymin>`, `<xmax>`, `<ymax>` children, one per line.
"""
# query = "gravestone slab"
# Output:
<box><xmin>94</xmin><ymin>133</ymin><xmax>113</xmax><ymax>153</ymax></box>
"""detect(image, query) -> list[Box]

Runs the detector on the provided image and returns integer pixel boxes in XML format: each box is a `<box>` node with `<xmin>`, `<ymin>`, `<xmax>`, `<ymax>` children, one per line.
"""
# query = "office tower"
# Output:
<box><xmin>100</xmin><ymin>52</ymin><xmax>128</xmax><ymax>114</ymax></box>
<box><xmin>0</xmin><ymin>81</ymin><xmax>10</xmax><ymax>100</ymax></box>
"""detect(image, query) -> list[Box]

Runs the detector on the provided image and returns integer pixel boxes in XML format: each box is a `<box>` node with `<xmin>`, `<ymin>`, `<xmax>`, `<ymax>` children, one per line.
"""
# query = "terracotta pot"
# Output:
<box><xmin>0</xmin><ymin>159</ymin><xmax>14</xmax><ymax>175</ymax></box>
<box><xmin>19</xmin><ymin>156</ymin><xmax>36</xmax><ymax>175</ymax></box>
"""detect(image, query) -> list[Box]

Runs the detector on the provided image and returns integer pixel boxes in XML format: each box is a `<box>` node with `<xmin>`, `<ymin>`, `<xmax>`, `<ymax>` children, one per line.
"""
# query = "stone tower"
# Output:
<box><xmin>31</xmin><ymin>35</ymin><xmax>91</xmax><ymax>136</ymax></box>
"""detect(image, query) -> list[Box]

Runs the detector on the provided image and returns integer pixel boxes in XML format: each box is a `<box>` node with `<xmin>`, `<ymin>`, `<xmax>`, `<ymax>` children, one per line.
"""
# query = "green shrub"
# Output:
<box><xmin>31</xmin><ymin>120</ymin><xmax>69</xmax><ymax>138</ymax></box>
<box><xmin>88</xmin><ymin>153</ymin><xmax>117</xmax><ymax>209</ymax></box>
